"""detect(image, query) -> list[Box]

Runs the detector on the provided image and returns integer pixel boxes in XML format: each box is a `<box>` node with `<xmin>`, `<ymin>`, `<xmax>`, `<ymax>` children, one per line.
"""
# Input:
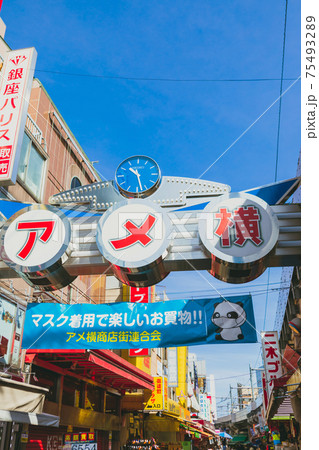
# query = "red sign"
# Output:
<box><xmin>129</xmin><ymin>287</ymin><xmax>149</xmax><ymax>357</ymax></box>
<box><xmin>64</xmin><ymin>432</ymin><xmax>96</xmax><ymax>444</ymax></box>
<box><xmin>262</xmin><ymin>371</ymin><xmax>268</xmax><ymax>412</ymax></box>
<box><xmin>130</xmin><ymin>287</ymin><xmax>149</xmax><ymax>303</ymax></box>
<box><xmin>0</xmin><ymin>47</ymin><xmax>37</xmax><ymax>185</ymax></box>
<box><xmin>261</xmin><ymin>331</ymin><xmax>283</xmax><ymax>396</ymax></box>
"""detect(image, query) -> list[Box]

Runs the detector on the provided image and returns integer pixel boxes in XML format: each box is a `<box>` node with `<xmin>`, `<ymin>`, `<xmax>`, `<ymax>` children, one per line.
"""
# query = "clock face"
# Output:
<box><xmin>115</xmin><ymin>156</ymin><xmax>161</xmax><ymax>197</ymax></box>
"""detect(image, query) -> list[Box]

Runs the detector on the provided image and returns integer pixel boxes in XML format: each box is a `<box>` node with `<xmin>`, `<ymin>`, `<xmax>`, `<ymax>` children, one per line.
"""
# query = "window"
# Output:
<box><xmin>86</xmin><ymin>384</ymin><xmax>103</xmax><ymax>412</ymax></box>
<box><xmin>71</xmin><ymin>176</ymin><xmax>82</xmax><ymax>189</ymax></box>
<box><xmin>17</xmin><ymin>132</ymin><xmax>46</xmax><ymax>200</ymax></box>
<box><xmin>30</xmin><ymin>365</ymin><xmax>58</xmax><ymax>402</ymax></box>
<box><xmin>62</xmin><ymin>376</ymin><xmax>83</xmax><ymax>407</ymax></box>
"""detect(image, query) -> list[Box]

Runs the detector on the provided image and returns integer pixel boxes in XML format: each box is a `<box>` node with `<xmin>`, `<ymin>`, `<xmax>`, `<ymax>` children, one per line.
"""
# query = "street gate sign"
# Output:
<box><xmin>0</xmin><ymin>156</ymin><xmax>300</xmax><ymax>290</ymax></box>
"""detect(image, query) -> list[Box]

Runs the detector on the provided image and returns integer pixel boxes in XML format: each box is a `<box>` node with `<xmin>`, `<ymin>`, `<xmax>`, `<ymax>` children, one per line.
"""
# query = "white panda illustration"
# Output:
<box><xmin>211</xmin><ymin>301</ymin><xmax>247</xmax><ymax>341</ymax></box>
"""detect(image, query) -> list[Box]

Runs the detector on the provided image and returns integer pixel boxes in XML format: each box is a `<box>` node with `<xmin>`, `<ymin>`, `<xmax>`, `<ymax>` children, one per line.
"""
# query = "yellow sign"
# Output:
<box><xmin>167</xmin><ymin>399</ymin><xmax>180</xmax><ymax>416</ymax></box>
<box><xmin>21</xmin><ymin>433</ymin><xmax>28</xmax><ymax>443</ymax></box>
<box><xmin>180</xmin><ymin>406</ymin><xmax>191</xmax><ymax>421</ymax></box>
<box><xmin>164</xmin><ymin>376</ymin><xmax>168</xmax><ymax>410</ymax></box>
<box><xmin>144</xmin><ymin>376</ymin><xmax>163</xmax><ymax>411</ymax></box>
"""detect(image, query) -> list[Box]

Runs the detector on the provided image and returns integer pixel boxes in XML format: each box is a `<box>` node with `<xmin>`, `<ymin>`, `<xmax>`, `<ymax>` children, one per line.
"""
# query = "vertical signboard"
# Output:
<box><xmin>129</xmin><ymin>287</ymin><xmax>150</xmax><ymax>357</ymax></box>
<box><xmin>0</xmin><ymin>47</ymin><xmax>37</xmax><ymax>185</ymax></box>
<box><xmin>163</xmin><ymin>376</ymin><xmax>168</xmax><ymax>410</ymax></box>
<box><xmin>262</xmin><ymin>371</ymin><xmax>269</xmax><ymax>413</ymax></box>
<box><xmin>167</xmin><ymin>347</ymin><xmax>178</xmax><ymax>387</ymax></box>
<box><xmin>261</xmin><ymin>331</ymin><xmax>283</xmax><ymax>397</ymax></box>
<box><xmin>144</xmin><ymin>376</ymin><xmax>164</xmax><ymax>411</ymax></box>
<box><xmin>0</xmin><ymin>297</ymin><xmax>16</xmax><ymax>364</ymax></box>
<box><xmin>199</xmin><ymin>394</ymin><xmax>210</xmax><ymax>421</ymax></box>
<box><xmin>11</xmin><ymin>306</ymin><xmax>25</xmax><ymax>366</ymax></box>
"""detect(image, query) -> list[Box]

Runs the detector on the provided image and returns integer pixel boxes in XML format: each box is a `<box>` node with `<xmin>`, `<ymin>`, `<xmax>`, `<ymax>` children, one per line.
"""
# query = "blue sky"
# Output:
<box><xmin>2</xmin><ymin>0</ymin><xmax>300</xmax><ymax>414</ymax></box>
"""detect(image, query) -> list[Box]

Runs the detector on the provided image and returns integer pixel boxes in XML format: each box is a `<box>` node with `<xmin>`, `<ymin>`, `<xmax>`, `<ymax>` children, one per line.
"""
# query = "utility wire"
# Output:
<box><xmin>274</xmin><ymin>0</ymin><xmax>289</xmax><ymax>181</ymax></box>
<box><xmin>35</xmin><ymin>69</ymin><xmax>297</xmax><ymax>83</ymax></box>
<box><xmin>88</xmin><ymin>281</ymin><xmax>292</xmax><ymax>297</ymax></box>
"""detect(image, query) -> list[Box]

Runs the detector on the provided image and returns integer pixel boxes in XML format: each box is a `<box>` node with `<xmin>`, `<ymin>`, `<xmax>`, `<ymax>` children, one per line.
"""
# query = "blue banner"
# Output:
<box><xmin>22</xmin><ymin>296</ymin><xmax>257</xmax><ymax>350</ymax></box>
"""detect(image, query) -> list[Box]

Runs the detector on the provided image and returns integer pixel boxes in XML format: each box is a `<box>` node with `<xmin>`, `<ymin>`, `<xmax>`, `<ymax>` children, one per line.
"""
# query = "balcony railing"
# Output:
<box><xmin>25</xmin><ymin>113</ymin><xmax>47</xmax><ymax>152</ymax></box>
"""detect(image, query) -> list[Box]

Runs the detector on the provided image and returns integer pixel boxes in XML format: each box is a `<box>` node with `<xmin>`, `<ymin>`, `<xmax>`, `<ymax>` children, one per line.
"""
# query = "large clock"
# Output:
<box><xmin>115</xmin><ymin>156</ymin><xmax>161</xmax><ymax>198</ymax></box>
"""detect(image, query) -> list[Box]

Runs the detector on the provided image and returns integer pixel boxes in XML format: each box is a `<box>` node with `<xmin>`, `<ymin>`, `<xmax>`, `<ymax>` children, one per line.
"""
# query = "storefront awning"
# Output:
<box><xmin>26</xmin><ymin>349</ymin><xmax>154</xmax><ymax>391</ymax></box>
<box><xmin>0</xmin><ymin>377</ymin><xmax>48</xmax><ymax>413</ymax></box>
<box><xmin>282</xmin><ymin>345</ymin><xmax>300</xmax><ymax>372</ymax></box>
<box><xmin>266</xmin><ymin>375</ymin><xmax>295</xmax><ymax>421</ymax></box>
<box><xmin>287</xmin><ymin>370</ymin><xmax>301</xmax><ymax>394</ymax></box>
<box><xmin>0</xmin><ymin>409</ymin><xmax>59</xmax><ymax>427</ymax></box>
<box><xmin>192</xmin><ymin>418</ymin><xmax>215</xmax><ymax>435</ymax></box>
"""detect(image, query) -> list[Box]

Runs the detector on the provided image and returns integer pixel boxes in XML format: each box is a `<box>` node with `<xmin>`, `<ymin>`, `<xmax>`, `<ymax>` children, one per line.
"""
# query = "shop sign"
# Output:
<box><xmin>180</xmin><ymin>407</ymin><xmax>191</xmax><ymax>421</ymax></box>
<box><xmin>22</xmin><ymin>295</ymin><xmax>257</xmax><ymax>350</ymax></box>
<box><xmin>130</xmin><ymin>287</ymin><xmax>149</xmax><ymax>303</ymax></box>
<box><xmin>262</xmin><ymin>371</ymin><xmax>268</xmax><ymax>411</ymax></box>
<box><xmin>167</xmin><ymin>347</ymin><xmax>178</xmax><ymax>387</ymax></box>
<box><xmin>144</xmin><ymin>376</ymin><xmax>164</xmax><ymax>411</ymax></box>
<box><xmin>64</xmin><ymin>432</ymin><xmax>97</xmax><ymax>450</ymax></box>
<box><xmin>163</xmin><ymin>376</ymin><xmax>168</xmax><ymax>409</ymax></box>
<box><xmin>167</xmin><ymin>398</ymin><xmax>180</xmax><ymax>416</ymax></box>
<box><xmin>261</xmin><ymin>331</ymin><xmax>283</xmax><ymax>397</ymax></box>
<box><xmin>199</xmin><ymin>394</ymin><xmax>210</xmax><ymax>421</ymax></box>
<box><xmin>0</xmin><ymin>297</ymin><xmax>16</xmax><ymax>364</ymax></box>
<box><xmin>0</xmin><ymin>47</ymin><xmax>37</xmax><ymax>185</ymax></box>
<box><xmin>47</xmin><ymin>435</ymin><xmax>63</xmax><ymax>450</ymax></box>
<box><xmin>21</xmin><ymin>433</ymin><xmax>28</xmax><ymax>443</ymax></box>
<box><xmin>11</xmin><ymin>306</ymin><xmax>25</xmax><ymax>366</ymax></box>
<box><xmin>129</xmin><ymin>287</ymin><xmax>150</xmax><ymax>357</ymax></box>
<box><xmin>64</xmin><ymin>444</ymin><xmax>97</xmax><ymax>450</ymax></box>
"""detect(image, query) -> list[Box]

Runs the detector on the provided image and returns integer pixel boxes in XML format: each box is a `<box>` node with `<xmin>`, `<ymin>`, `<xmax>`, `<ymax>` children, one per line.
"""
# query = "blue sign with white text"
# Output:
<box><xmin>22</xmin><ymin>295</ymin><xmax>257</xmax><ymax>350</ymax></box>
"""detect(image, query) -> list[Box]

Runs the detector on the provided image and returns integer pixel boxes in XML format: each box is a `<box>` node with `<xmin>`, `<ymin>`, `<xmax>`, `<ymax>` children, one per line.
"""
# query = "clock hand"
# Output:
<box><xmin>129</xmin><ymin>167</ymin><xmax>143</xmax><ymax>191</ymax></box>
<box><xmin>129</xmin><ymin>167</ymin><xmax>138</xmax><ymax>175</ymax></box>
<box><xmin>136</xmin><ymin>172</ymin><xmax>143</xmax><ymax>191</ymax></box>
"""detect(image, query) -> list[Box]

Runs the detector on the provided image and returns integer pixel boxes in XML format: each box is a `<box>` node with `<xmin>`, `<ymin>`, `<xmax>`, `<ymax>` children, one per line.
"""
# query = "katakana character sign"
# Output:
<box><xmin>110</xmin><ymin>214</ymin><xmax>156</xmax><ymax>249</ymax></box>
<box><xmin>1</xmin><ymin>205</ymin><xmax>71</xmax><ymax>273</ymax></box>
<box><xmin>96</xmin><ymin>199</ymin><xmax>172</xmax><ymax>285</ymax></box>
<box><xmin>16</xmin><ymin>220</ymin><xmax>56</xmax><ymax>260</ymax></box>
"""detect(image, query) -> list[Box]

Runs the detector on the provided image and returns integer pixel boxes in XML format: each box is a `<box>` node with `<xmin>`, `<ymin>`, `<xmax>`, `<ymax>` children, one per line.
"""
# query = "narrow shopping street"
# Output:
<box><xmin>0</xmin><ymin>1</ymin><xmax>308</xmax><ymax>449</ymax></box>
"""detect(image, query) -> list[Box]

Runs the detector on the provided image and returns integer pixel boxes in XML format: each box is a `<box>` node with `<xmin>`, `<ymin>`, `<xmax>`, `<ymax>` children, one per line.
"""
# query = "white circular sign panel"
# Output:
<box><xmin>198</xmin><ymin>193</ymin><xmax>279</xmax><ymax>264</ymax></box>
<box><xmin>2</xmin><ymin>206</ymin><xmax>71</xmax><ymax>272</ymax></box>
<box><xmin>96</xmin><ymin>200</ymin><xmax>172</xmax><ymax>268</ymax></box>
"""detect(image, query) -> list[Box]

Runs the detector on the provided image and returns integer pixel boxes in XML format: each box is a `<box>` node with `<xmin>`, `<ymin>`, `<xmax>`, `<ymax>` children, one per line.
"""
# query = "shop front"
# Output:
<box><xmin>22</xmin><ymin>349</ymin><xmax>154</xmax><ymax>450</ymax></box>
<box><xmin>0</xmin><ymin>376</ymin><xmax>59</xmax><ymax>450</ymax></box>
<box><xmin>266</xmin><ymin>376</ymin><xmax>300</xmax><ymax>450</ymax></box>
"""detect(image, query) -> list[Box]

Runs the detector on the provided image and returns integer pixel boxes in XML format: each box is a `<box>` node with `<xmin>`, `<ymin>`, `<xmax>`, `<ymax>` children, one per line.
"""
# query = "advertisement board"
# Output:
<box><xmin>22</xmin><ymin>296</ymin><xmax>257</xmax><ymax>350</ymax></box>
<box><xmin>144</xmin><ymin>376</ymin><xmax>164</xmax><ymax>411</ymax></box>
<box><xmin>0</xmin><ymin>297</ymin><xmax>16</xmax><ymax>364</ymax></box>
<box><xmin>167</xmin><ymin>347</ymin><xmax>178</xmax><ymax>387</ymax></box>
<box><xmin>0</xmin><ymin>47</ymin><xmax>37</xmax><ymax>185</ymax></box>
<box><xmin>129</xmin><ymin>287</ymin><xmax>150</xmax><ymax>357</ymax></box>
<box><xmin>261</xmin><ymin>331</ymin><xmax>283</xmax><ymax>397</ymax></box>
